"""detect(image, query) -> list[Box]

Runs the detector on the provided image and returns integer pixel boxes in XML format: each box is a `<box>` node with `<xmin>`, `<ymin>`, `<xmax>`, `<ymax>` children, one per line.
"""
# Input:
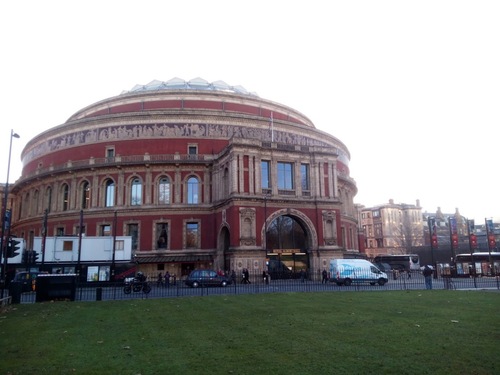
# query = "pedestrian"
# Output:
<box><xmin>230</xmin><ymin>270</ymin><xmax>237</xmax><ymax>284</ymax></box>
<box><xmin>322</xmin><ymin>269</ymin><xmax>328</xmax><ymax>284</ymax></box>
<box><xmin>164</xmin><ymin>271</ymin><xmax>170</xmax><ymax>288</ymax></box>
<box><xmin>407</xmin><ymin>269</ymin><xmax>411</xmax><ymax>279</ymax></box>
<box><xmin>262</xmin><ymin>270</ymin><xmax>269</xmax><ymax>284</ymax></box>
<box><xmin>157</xmin><ymin>272</ymin><xmax>163</xmax><ymax>287</ymax></box>
<box><xmin>300</xmin><ymin>269</ymin><xmax>305</xmax><ymax>283</ymax></box>
<box><xmin>422</xmin><ymin>265</ymin><xmax>433</xmax><ymax>290</ymax></box>
<box><xmin>244</xmin><ymin>268</ymin><xmax>251</xmax><ymax>284</ymax></box>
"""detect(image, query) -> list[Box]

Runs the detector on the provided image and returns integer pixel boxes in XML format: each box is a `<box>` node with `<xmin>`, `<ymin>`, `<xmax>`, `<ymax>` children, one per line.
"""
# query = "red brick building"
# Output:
<box><xmin>10</xmin><ymin>78</ymin><xmax>358</xmax><ymax>280</ymax></box>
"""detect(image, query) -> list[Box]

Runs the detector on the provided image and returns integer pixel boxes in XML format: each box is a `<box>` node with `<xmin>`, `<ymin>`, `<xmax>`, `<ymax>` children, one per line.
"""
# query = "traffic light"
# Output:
<box><xmin>431</xmin><ymin>234</ymin><xmax>438</xmax><ymax>249</ymax></box>
<box><xmin>488</xmin><ymin>235</ymin><xmax>496</xmax><ymax>250</ymax></box>
<box><xmin>7</xmin><ymin>237</ymin><xmax>21</xmax><ymax>258</ymax></box>
<box><xmin>469</xmin><ymin>234</ymin><xmax>478</xmax><ymax>249</ymax></box>
<box><xmin>23</xmin><ymin>251</ymin><xmax>39</xmax><ymax>264</ymax></box>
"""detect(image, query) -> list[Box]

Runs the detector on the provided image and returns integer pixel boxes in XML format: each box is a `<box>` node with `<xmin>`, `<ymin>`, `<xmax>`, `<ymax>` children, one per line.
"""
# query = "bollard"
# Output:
<box><xmin>96</xmin><ymin>287</ymin><xmax>102</xmax><ymax>301</ymax></box>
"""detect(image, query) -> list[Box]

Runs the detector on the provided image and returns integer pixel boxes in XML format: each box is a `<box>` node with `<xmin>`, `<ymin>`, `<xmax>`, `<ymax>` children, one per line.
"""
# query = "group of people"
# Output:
<box><xmin>156</xmin><ymin>271</ymin><xmax>176</xmax><ymax>287</ymax></box>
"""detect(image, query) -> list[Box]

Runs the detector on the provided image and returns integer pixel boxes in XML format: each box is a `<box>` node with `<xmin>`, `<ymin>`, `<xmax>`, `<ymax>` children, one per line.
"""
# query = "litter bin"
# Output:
<box><xmin>36</xmin><ymin>274</ymin><xmax>77</xmax><ymax>302</ymax></box>
<box><xmin>9</xmin><ymin>282</ymin><xmax>22</xmax><ymax>304</ymax></box>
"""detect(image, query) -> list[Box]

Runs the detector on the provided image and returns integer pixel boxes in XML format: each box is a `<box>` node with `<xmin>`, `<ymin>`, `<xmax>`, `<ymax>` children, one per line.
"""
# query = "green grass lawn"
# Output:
<box><xmin>0</xmin><ymin>290</ymin><xmax>498</xmax><ymax>375</ymax></box>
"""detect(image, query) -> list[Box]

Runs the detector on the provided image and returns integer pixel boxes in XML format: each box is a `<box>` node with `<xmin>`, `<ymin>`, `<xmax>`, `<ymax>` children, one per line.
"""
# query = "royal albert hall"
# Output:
<box><xmin>11</xmin><ymin>78</ymin><xmax>358</xmax><ymax>280</ymax></box>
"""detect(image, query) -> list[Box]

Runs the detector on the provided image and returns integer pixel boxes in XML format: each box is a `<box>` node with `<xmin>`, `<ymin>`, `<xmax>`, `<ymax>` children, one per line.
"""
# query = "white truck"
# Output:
<box><xmin>330</xmin><ymin>259</ymin><xmax>388</xmax><ymax>286</ymax></box>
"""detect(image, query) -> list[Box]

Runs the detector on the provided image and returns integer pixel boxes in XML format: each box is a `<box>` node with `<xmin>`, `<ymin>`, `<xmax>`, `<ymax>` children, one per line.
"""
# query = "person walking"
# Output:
<box><xmin>164</xmin><ymin>271</ymin><xmax>170</xmax><ymax>288</ymax></box>
<box><xmin>423</xmin><ymin>265</ymin><xmax>433</xmax><ymax>290</ymax></box>
<box><xmin>321</xmin><ymin>269</ymin><xmax>328</xmax><ymax>284</ymax></box>
<box><xmin>156</xmin><ymin>272</ymin><xmax>163</xmax><ymax>287</ymax></box>
<box><xmin>243</xmin><ymin>268</ymin><xmax>251</xmax><ymax>284</ymax></box>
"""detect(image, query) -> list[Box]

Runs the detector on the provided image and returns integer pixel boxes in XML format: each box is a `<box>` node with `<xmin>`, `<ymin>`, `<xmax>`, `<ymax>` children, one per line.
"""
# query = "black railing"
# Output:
<box><xmin>9</xmin><ymin>269</ymin><xmax>500</xmax><ymax>304</ymax></box>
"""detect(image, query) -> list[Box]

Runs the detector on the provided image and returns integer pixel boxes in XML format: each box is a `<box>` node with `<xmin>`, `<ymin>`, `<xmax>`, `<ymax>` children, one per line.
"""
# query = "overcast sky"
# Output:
<box><xmin>1</xmin><ymin>1</ymin><xmax>498</xmax><ymax>223</ymax></box>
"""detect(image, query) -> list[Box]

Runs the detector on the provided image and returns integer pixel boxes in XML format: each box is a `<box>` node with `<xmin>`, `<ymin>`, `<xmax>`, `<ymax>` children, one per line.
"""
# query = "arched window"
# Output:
<box><xmin>105</xmin><ymin>179</ymin><xmax>115</xmax><ymax>207</ymax></box>
<box><xmin>45</xmin><ymin>186</ymin><xmax>52</xmax><ymax>213</ymax></box>
<box><xmin>33</xmin><ymin>190</ymin><xmax>39</xmax><ymax>215</ymax></box>
<box><xmin>81</xmin><ymin>181</ymin><xmax>90</xmax><ymax>209</ymax></box>
<box><xmin>187</xmin><ymin>176</ymin><xmax>199</xmax><ymax>204</ymax></box>
<box><xmin>131</xmin><ymin>178</ymin><xmax>142</xmax><ymax>206</ymax></box>
<box><xmin>62</xmin><ymin>184</ymin><xmax>69</xmax><ymax>211</ymax></box>
<box><xmin>23</xmin><ymin>193</ymin><xmax>30</xmax><ymax>217</ymax></box>
<box><xmin>158</xmin><ymin>177</ymin><xmax>171</xmax><ymax>204</ymax></box>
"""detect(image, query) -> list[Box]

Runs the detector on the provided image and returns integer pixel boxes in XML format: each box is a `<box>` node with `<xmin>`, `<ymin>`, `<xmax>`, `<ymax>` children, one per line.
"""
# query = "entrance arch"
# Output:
<box><xmin>263</xmin><ymin>209</ymin><xmax>317</xmax><ymax>276</ymax></box>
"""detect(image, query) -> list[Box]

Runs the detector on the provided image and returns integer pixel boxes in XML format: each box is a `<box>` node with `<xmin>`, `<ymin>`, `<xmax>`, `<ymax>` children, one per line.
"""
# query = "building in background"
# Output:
<box><xmin>6</xmin><ymin>78</ymin><xmax>359</xmax><ymax>281</ymax></box>
<box><xmin>360</xmin><ymin>199</ymin><xmax>424</xmax><ymax>258</ymax></box>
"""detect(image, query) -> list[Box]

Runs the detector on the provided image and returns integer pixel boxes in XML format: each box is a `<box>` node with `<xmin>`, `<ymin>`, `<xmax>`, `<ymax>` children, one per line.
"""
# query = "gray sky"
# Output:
<box><xmin>1</xmin><ymin>0</ymin><xmax>498</xmax><ymax>223</ymax></box>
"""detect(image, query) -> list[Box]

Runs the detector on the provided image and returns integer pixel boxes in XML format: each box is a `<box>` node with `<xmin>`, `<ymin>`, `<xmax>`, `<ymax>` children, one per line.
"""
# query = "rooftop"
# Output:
<box><xmin>121</xmin><ymin>77</ymin><xmax>258</xmax><ymax>97</ymax></box>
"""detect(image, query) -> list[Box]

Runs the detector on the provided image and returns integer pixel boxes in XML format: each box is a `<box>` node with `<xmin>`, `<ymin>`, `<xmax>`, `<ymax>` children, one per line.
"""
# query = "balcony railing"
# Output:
<box><xmin>22</xmin><ymin>154</ymin><xmax>216</xmax><ymax>182</ymax></box>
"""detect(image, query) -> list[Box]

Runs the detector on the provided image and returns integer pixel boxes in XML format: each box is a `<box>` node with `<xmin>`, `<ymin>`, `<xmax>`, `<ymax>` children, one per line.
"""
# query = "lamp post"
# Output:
<box><xmin>427</xmin><ymin>216</ymin><xmax>437</xmax><ymax>279</ymax></box>
<box><xmin>485</xmin><ymin>218</ymin><xmax>495</xmax><ymax>276</ymax></box>
<box><xmin>111</xmin><ymin>210</ymin><xmax>117</xmax><ymax>281</ymax></box>
<box><xmin>466</xmin><ymin>218</ymin><xmax>477</xmax><ymax>287</ymax></box>
<box><xmin>1</xmin><ymin>130</ymin><xmax>20</xmax><ymax>296</ymax></box>
<box><xmin>264</xmin><ymin>194</ymin><xmax>268</xmax><ymax>258</ymax></box>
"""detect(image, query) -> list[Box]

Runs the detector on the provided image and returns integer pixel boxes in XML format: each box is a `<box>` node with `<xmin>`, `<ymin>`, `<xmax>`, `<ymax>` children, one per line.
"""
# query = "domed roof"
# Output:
<box><xmin>121</xmin><ymin>77</ymin><xmax>258</xmax><ymax>97</ymax></box>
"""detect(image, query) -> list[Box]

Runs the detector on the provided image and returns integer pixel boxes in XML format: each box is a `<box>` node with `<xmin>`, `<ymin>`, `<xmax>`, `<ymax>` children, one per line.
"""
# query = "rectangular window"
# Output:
<box><xmin>76</xmin><ymin>225</ymin><xmax>86</xmax><ymax>236</ymax></box>
<box><xmin>63</xmin><ymin>241</ymin><xmax>73</xmax><ymax>251</ymax></box>
<box><xmin>277</xmin><ymin>162</ymin><xmax>294</xmax><ymax>190</ymax></box>
<box><xmin>127</xmin><ymin>224</ymin><xmax>139</xmax><ymax>250</ymax></box>
<box><xmin>261</xmin><ymin>160</ymin><xmax>270</xmax><ymax>189</ymax></box>
<box><xmin>156</xmin><ymin>223</ymin><xmax>169</xmax><ymax>249</ymax></box>
<box><xmin>106</xmin><ymin>148</ymin><xmax>115</xmax><ymax>158</ymax></box>
<box><xmin>186</xmin><ymin>222</ymin><xmax>199</xmax><ymax>248</ymax></box>
<box><xmin>115</xmin><ymin>240</ymin><xmax>124</xmax><ymax>250</ymax></box>
<box><xmin>301</xmin><ymin>164</ymin><xmax>310</xmax><ymax>190</ymax></box>
<box><xmin>56</xmin><ymin>227</ymin><xmax>64</xmax><ymax>236</ymax></box>
<box><xmin>101</xmin><ymin>225</ymin><xmax>111</xmax><ymax>236</ymax></box>
<box><xmin>188</xmin><ymin>145</ymin><xmax>198</xmax><ymax>160</ymax></box>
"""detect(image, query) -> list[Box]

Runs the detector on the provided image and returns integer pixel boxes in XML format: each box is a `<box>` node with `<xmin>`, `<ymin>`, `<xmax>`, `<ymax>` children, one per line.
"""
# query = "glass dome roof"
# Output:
<box><xmin>121</xmin><ymin>77</ymin><xmax>258</xmax><ymax>97</ymax></box>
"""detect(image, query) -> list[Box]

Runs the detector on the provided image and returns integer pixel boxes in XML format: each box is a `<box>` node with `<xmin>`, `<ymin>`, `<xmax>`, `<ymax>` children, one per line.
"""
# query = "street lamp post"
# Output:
<box><xmin>264</xmin><ymin>194</ymin><xmax>268</xmax><ymax>258</ymax></box>
<box><xmin>485</xmin><ymin>218</ymin><xmax>494</xmax><ymax>276</ymax></box>
<box><xmin>111</xmin><ymin>210</ymin><xmax>117</xmax><ymax>281</ymax></box>
<box><xmin>427</xmin><ymin>216</ymin><xmax>437</xmax><ymax>279</ymax></box>
<box><xmin>1</xmin><ymin>130</ymin><xmax>20</xmax><ymax>296</ymax></box>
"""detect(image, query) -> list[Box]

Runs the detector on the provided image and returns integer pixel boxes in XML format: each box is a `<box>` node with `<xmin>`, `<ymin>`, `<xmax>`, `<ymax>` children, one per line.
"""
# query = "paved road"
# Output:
<box><xmin>16</xmin><ymin>274</ymin><xmax>500</xmax><ymax>303</ymax></box>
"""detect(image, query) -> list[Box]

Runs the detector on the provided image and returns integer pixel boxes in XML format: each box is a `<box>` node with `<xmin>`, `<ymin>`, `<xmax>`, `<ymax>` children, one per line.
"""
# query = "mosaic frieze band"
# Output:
<box><xmin>23</xmin><ymin>122</ymin><xmax>339</xmax><ymax>166</ymax></box>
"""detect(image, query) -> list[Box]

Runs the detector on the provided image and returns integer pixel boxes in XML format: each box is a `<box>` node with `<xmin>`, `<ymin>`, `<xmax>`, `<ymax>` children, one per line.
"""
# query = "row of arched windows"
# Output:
<box><xmin>19</xmin><ymin>174</ymin><xmax>202</xmax><ymax>217</ymax></box>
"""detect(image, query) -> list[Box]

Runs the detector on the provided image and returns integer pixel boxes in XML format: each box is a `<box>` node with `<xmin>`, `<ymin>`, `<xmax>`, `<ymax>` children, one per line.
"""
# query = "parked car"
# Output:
<box><xmin>185</xmin><ymin>270</ymin><xmax>231</xmax><ymax>288</ymax></box>
<box><xmin>12</xmin><ymin>271</ymin><xmax>48</xmax><ymax>292</ymax></box>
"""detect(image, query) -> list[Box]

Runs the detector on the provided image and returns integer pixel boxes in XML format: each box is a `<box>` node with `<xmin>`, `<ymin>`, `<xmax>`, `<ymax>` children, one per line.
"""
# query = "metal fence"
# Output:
<box><xmin>10</xmin><ymin>269</ymin><xmax>500</xmax><ymax>304</ymax></box>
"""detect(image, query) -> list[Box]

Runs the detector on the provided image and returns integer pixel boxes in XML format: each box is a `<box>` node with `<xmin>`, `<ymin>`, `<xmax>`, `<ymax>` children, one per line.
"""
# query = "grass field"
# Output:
<box><xmin>0</xmin><ymin>290</ymin><xmax>498</xmax><ymax>375</ymax></box>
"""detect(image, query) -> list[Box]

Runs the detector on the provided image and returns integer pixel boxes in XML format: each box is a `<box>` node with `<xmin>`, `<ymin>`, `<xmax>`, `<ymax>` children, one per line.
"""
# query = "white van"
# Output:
<box><xmin>330</xmin><ymin>259</ymin><xmax>388</xmax><ymax>286</ymax></box>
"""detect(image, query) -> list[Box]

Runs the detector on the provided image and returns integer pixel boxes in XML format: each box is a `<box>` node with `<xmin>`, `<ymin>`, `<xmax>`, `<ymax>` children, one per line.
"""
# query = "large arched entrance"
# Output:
<box><xmin>265</xmin><ymin>214</ymin><xmax>310</xmax><ymax>278</ymax></box>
